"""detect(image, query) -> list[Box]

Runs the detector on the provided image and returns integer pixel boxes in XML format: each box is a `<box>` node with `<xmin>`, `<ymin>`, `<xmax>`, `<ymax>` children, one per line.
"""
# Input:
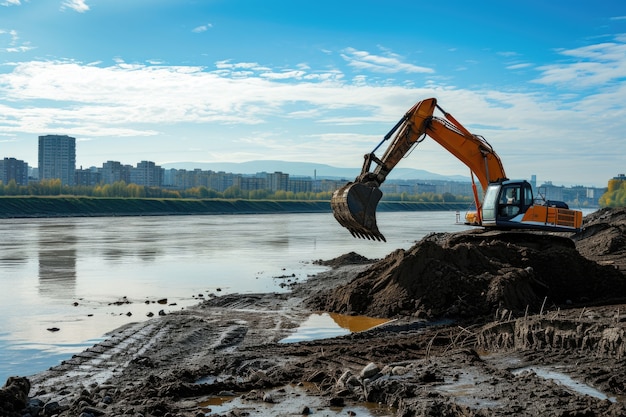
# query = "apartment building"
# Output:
<box><xmin>130</xmin><ymin>161</ymin><xmax>163</xmax><ymax>187</ymax></box>
<box><xmin>38</xmin><ymin>135</ymin><xmax>76</xmax><ymax>186</ymax></box>
<box><xmin>0</xmin><ymin>157</ymin><xmax>29</xmax><ymax>186</ymax></box>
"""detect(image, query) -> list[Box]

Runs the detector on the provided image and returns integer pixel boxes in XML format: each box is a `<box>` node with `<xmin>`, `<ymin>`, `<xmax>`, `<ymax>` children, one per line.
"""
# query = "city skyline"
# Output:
<box><xmin>1</xmin><ymin>1</ymin><xmax>625</xmax><ymax>187</ymax></box>
<box><xmin>0</xmin><ymin>133</ymin><xmax>610</xmax><ymax>208</ymax></box>
<box><xmin>5</xmin><ymin>144</ymin><xmax>616</xmax><ymax>190</ymax></box>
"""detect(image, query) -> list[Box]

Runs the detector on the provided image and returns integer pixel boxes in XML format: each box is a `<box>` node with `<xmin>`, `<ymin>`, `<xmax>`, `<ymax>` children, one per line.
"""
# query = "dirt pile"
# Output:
<box><xmin>573</xmin><ymin>206</ymin><xmax>626</xmax><ymax>271</ymax></box>
<box><xmin>312</xmin><ymin>251</ymin><xmax>375</xmax><ymax>267</ymax></box>
<box><xmin>308</xmin><ymin>228</ymin><xmax>626</xmax><ymax>320</ymax></box>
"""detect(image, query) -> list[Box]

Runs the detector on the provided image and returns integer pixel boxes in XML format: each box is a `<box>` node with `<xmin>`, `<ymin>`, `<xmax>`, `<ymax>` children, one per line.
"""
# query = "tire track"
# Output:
<box><xmin>29</xmin><ymin>320</ymin><xmax>169</xmax><ymax>402</ymax></box>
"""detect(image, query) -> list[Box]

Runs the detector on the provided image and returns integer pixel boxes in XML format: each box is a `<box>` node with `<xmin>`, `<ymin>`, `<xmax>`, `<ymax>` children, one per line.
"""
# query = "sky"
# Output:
<box><xmin>1</xmin><ymin>0</ymin><xmax>625</xmax><ymax>187</ymax></box>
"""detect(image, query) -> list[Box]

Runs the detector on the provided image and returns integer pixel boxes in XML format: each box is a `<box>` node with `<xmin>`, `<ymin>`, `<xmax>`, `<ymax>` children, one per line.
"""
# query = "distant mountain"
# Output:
<box><xmin>161</xmin><ymin>160</ymin><xmax>471</xmax><ymax>182</ymax></box>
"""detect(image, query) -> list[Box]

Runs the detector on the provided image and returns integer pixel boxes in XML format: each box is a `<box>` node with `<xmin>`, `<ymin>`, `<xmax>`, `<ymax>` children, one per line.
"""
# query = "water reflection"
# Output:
<box><xmin>280</xmin><ymin>312</ymin><xmax>390</xmax><ymax>343</ymax></box>
<box><xmin>0</xmin><ymin>223</ymin><xmax>33</xmax><ymax>267</ymax></box>
<box><xmin>38</xmin><ymin>224</ymin><xmax>76</xmax><ymax>299</ymax></box>
<box><xmin>328</xmin><ymin>312</ymin><xmax>389</xmax><ymax>333</ymax></box>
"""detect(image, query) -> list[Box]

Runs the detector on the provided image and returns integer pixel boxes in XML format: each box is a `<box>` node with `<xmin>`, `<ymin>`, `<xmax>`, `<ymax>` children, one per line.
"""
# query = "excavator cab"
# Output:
<box><xmin>481</xmin><ymin>180</ymin><xmax>534</xmax><ymax>226</ymax></box>
<box><xmin>481</xmin><ymin>180</ymin><xmax>581</xmax><ymax>232</ymax></box>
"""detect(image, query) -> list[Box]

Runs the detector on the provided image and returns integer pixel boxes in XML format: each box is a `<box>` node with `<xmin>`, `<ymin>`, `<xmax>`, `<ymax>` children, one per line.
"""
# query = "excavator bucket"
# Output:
<box><xmin>331</xmin><ymin>182</ymin><xmax>386</xmax><ymax>241</ymax></box>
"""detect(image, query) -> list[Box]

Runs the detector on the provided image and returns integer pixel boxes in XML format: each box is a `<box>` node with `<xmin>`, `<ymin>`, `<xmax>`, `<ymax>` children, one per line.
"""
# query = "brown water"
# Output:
<box><xmin>280</xmin><ymin>312</ymin><xmax>390</xmax><ymax>343</ymax></box>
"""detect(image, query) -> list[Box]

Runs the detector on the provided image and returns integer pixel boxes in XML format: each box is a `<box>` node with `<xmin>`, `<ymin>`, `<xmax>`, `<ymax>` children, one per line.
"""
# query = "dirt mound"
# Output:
<box><xmin>573</xmin><ymin>207</ymin><xmax>626</xmax><ymax>271</ymax></box>
<box><xmin>308</xmin><ymin>228</ymin><xmax>626</xmax><ymax>320</ymax></box>
<box><xmin>313</xmin><ymin>251</ymin><xmax>375</xmax><ymax>267</ymax></box>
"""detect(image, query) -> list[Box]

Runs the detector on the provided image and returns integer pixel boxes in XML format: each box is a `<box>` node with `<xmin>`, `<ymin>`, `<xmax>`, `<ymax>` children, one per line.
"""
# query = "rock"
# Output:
<box><xmin>262</xmin><ymin>392</ymin><xmax>274</xmax><ymax>403</ymax></box>
<box><xmin>25</xmin><ymin>398</ymin><xmax>44</xmax><ymax>417</ymax></box>
<box><xmin>337</xmin><ymin>370</ymin><xmax>361</xmax><ymax>390</ymax></box>
<box><xmin>0</xmin><ymin>376</ymin><xmax>30</xmax><ymax>416</ymax></box>
<box><xmin>44</xmin><ymin>400</ymin><xmax>62</xmax><ymax>415</ymax></box>
<box><xmin>360</xmin><ymin>362</ymin><xmax>380</xmax><ymax>379</ymax></box>
<box><xmin>329</xmin><ymin>397</ymin><xmax>344</xmax><ymax>407</ymax></box>
<box><xmin>82</xmin><ymin>405</ymin><xmax>107</xmax><ymax>416</ymax></box>
<box><xmin>392</xmin><ymin>365</ymin><xmax>409</xmax><ymax>376</ymax></box>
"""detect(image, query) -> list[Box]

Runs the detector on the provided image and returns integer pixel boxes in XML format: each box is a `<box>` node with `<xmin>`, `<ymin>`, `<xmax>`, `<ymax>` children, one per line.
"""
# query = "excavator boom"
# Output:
<box><xmin>332</xmin><ymin>98</ymin><xmax>507</xmax><ymax>241</ymax></box>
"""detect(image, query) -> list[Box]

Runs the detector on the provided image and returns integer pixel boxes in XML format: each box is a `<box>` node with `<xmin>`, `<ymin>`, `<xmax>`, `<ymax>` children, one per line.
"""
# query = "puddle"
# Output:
<box><xmin>279</xmin><ymin>312</ymin><xmax>390</xmax><ymax>343</ymax></box>
<box><xmin>512</xmin><ymin>366</ymin><xmax>616</xmax><ymax>402</ymax></box>
<box><xmin>198</xmin><ymin>394</ymin><xmax>237</xmax><ymax>407</ymax></box>
<box><xmin>434</xmin><ymin>370</ymin><xmax>502</xmax><ymax>408</ymax></box>
<box><xmin>198</xmin><ymin>384</ymin><xmax>394</xmax><ymax>417</ymax></box>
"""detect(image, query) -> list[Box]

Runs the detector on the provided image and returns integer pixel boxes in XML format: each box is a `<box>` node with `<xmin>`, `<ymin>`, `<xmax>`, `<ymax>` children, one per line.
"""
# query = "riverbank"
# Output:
<box><xmin>3</xmin><ymin>208</ymin><xmax>626</xmax><ymax>416</ymax></box>
<box><xmin>0</xmin><ymin>196</ymin><xmax>469</xmax><ymax>218</ymax></box>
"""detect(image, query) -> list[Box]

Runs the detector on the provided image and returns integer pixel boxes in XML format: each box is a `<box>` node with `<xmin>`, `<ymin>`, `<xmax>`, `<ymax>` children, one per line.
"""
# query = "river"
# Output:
<box><xmin>0</xmin><ymin>211</ymin><xmax>483</xmax><ymax>382</ymax></box>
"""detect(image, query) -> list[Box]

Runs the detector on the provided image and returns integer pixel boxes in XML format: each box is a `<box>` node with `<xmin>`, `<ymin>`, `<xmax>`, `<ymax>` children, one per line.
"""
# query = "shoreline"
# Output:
<box><xmin>0</xmin><ymin>196</ymin><xmax>473</xmax><ymax>219</ymax></box>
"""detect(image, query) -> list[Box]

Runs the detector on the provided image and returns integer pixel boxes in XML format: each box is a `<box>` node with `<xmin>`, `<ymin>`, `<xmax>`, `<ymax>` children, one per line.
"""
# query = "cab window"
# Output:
<box><xmin>499</xmin><ymin>185</ymin><xmax>521</xmax><ymax>217</ymax></box>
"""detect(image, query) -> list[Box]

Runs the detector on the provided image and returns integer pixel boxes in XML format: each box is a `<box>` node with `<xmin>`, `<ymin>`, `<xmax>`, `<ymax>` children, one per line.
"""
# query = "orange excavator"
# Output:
<box><xmin>331</xmin><ymin>98</ymin><xmax>583</xmax><ymax>241</ymax></box>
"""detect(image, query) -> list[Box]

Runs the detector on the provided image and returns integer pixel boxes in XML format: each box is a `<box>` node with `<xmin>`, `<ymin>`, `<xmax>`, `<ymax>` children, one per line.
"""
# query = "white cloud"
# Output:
<box><xmin>533</xmin><ymin>36</ymin><xmax>626</xmax><ymax>87</ymax></box>
<box><xmin>0</xmin><ymin>54</ymin><xmax>624</xmax><ymax>186</ymax></box>
<box><xmin>506</xmin><ymin>63</ymin><xmax>532</xmax><ymax>70</ymax></box>
<box><xmin>1</xmin><ymin>0</ymin><xmax>21</xmax><ymax>6</ymax></box>
<box><xmin>0</xmin><ymin>29</ymin><xmax>34</xmax><ymax>53</ymax></box>
<box><xmin>192</xmin><ymin>23</ymin><xmax>213</xmax><ymax>33</ymax></box>
<box><xmin>61</xmin><ymin>0</ymin><xmax>89</xmax><ymax>13</ymax></box>
<box><xmin>260</xmin><ymin>70</ymin><xmax>307</xmax><ymax>80</ymax></box>
<box><xmin>498</xmin><ymin>51</ymin><xmax>519</xmax><ymax>58</ymax></box>
<box><xmin>341</xmin><ymin>48</ymin><xmax>435</xmax><ymax>74</ymax></box>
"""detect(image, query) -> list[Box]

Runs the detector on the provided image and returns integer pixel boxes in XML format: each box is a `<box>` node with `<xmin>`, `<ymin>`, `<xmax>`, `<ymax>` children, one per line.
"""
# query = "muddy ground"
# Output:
<box><xmin>2</xmin><ymin>207</ymin><xmax>626</xmax><ymax>417</ymax></box>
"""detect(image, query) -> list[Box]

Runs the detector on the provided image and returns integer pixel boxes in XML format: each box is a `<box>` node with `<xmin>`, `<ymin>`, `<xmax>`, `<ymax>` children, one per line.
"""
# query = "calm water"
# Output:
<box><xmin>0</xmin><ymin>211</ymin><xmax>471</xmax><ymax>382</ymax></box>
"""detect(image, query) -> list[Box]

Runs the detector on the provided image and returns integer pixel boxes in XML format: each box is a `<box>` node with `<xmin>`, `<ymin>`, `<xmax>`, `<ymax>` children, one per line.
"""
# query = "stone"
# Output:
<box><xmin>360</xmin><ymin>362</ymin><xmax>380</xmax><ymax>379</ymax></box>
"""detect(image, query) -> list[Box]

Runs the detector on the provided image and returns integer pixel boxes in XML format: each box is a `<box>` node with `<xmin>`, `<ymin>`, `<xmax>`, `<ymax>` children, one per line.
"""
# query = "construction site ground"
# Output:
<box><xmin>2</xmin><ymin>207</ymin><xmax>626</xmax><ymax>417</ymax></box>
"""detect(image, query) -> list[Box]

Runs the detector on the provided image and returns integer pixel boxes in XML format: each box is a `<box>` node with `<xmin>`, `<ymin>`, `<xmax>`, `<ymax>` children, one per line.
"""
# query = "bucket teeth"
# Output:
<box><xmin>331</xmin><ymin>182</ymin><xmax>386</xmax><ymax>242</ymax></box>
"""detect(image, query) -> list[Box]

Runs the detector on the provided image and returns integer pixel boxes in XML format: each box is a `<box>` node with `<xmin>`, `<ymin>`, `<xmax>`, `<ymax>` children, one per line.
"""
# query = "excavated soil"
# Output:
<box><xmin>3</xmin><ymin>208</ymin><xmax>626</xmax><ymax>417</ymax></box>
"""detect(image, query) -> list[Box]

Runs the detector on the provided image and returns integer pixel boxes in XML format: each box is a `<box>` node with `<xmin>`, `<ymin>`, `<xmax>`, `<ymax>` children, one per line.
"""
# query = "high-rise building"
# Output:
<box><xmin>0</xmin><ymin>157</ymin><xmax>29</xmax><ymax>186</ymax></box>
<box><xmin>101</xmin><ymin>160</ymin><xmax>131</xmax><ymax>184</ymax></box>
<box><xmin>38</xmin><ymin>135</ymin><xmax>76</xmax><ymax>186</ymax></box>
<box><xmin>130</xmin><ymin>161</ymin><xmax>163</xmax><ymax>187</ymax></box>
<box><xmin>75</xmin><ymin>166</ymin><xmax>101</xmax><ymax>186</ymax></box>
<box><xmin>265</xmin><ymin>171</ymin><xmax>289</xmax><ymax>192</ymax></box>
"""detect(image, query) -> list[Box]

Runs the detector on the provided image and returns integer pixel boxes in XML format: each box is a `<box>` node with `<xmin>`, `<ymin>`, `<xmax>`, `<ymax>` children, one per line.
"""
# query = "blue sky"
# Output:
<box><xmin>1</xmin><ymin>0</ymin><xmax>625</xmax><ymax>187</ymax></box>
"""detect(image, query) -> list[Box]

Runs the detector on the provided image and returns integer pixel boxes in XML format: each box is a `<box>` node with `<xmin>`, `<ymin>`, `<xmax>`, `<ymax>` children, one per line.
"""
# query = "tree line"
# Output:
<box><xmin>599</xmin><ymin>178</ymin><xmax>626</xmax><ymax>208</ymax></box>
<box><xmin>0</xmin><ymin>179</ymin><xmax>473</xmax><ymax>203</ymax></box>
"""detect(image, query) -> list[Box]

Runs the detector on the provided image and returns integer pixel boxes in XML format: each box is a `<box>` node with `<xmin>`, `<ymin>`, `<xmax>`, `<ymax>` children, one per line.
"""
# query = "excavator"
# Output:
<box><xmin>331</xmin><ymin>97</ymin><xmax>583</xmax><ymax>242</ymax></box>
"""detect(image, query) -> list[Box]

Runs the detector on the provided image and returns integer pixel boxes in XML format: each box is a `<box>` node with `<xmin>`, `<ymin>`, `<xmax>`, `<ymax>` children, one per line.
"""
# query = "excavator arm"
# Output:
<box><xmin>331</xmin><ymin>97</ymin><xmax>507</xmax><ymax>241</ymax></box>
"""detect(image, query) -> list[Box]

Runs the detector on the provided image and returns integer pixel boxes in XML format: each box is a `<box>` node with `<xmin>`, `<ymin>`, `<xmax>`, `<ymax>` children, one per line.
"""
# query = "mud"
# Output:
<box><xmin>2</xmin><ymin>208</ymin><xmax>626</xmax><ymax>417</ymax></box>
